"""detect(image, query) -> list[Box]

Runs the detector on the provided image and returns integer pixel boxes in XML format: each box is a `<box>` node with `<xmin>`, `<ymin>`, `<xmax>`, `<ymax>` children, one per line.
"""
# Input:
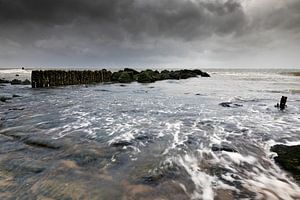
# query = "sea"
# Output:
<box><xmin>0</xmin><ymin>68</ymin><xmax>300</xmax><ymax>200</ymax></box>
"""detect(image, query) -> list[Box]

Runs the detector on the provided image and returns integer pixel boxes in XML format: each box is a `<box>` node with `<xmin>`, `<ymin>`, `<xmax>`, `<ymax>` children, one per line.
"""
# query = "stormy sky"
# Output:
<box><xmin>0</xmin><ymin>0</ymin><xmax>299</xmax><ymax>68</ymax></box>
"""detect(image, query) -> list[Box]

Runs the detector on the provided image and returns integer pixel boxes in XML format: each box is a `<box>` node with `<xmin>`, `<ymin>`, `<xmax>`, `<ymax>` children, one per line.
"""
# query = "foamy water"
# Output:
<box><xmin>0</xmin><ymin>68</ymin><xmax>300</xmax><ymax>199</ymax></box>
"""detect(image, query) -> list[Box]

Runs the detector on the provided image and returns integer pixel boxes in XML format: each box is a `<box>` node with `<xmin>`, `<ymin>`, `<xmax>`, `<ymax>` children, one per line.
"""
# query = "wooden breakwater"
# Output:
<box><xmin>31</xmin><ymin>68</ymin><xmax>210</xmax><ymax>88</ymax></box>
<box><xmin>31</xmin><ymin>70</ymin><xmax>112</xmax><ymax>88</ymax></box>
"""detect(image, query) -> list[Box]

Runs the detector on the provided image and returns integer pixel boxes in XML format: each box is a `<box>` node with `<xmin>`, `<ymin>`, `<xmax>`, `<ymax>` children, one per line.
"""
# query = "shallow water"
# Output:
<box><xmin>0</xmin><ymin>68</ymin><xmax>300</xmax><ymax>199</ymax></box>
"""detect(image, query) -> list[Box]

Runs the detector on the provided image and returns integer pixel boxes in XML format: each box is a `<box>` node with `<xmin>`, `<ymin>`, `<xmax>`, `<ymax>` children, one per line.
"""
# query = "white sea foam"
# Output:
<box><xmin>176</xmin><ymin>154</ymin><xmax>216</xmax><ymax>200</ymax></box>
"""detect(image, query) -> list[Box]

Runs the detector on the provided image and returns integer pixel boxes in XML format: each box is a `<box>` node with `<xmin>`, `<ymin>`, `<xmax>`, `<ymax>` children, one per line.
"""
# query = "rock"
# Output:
<box><xmin>168</xmin><ymin>71</ymin><xmax>181</xmax><ymax>80</ymax></box>
<box><xmin>24</xmin><ymin>137</ymin><xmax>63</xmax><ymax>149</ymax></box>
<box><xmin>0</xmin><ymin>79</ymin><xmax>10</xmax><ymax>84</ymax></box>
<box><xmin>137</xmin><ymin>70</ymin><xmax>159</xmax><ymax>83</ymax></box>
<box><xmin>219</xmin><ymin>102</ymin><xmax>243</xmax><ymax>108</ymax></box>
<box><xmin>159</xmin><ymin>70</ymin><xmax>171</xmax><ymax>80</ymax></box>
<box><xmin>12</xmin><ymin>94</ymin><xmax>21</xmax><ymax>98</ymax></box>
<box><xmin>271</xmin><ymin>145</ymin><xmax>300</xmax><ymax>181</ymax></box>
<box><xmin>178</xmin><ymin>69</ymin><xmax>197</xmax><ymax>79</ymax></box>
<box><xmin>111</xmin><ymin>71</ymin><xmax>122</xmax><ymax>82</ymax></box>
<box><xmin>110</xmin><ymin>140</ymin><xmax>133</xmax><ymax>147</ymax></box>
<box><xmin>10</xmin><ymin>79</ymin><xmax>22</xmax><ymax>85</ymax></box>
<box><xmin>124</xmin><ymin>68</ymin><xmax>139</xmax><ymax>75</ymax></box>
<box><xmin>9</xmin><ymin>108</ymin><xmax>24</xmax><ymax>111</ymax></box>
<box><xmin>219</xmin><ymin>102</ymin><xmax>232</xmax><ymax>107</ymax></box>
<box><xmin>22</xmin><ymin>79</ymin><xmax>31</xmax><ymax>85</ymax></box>
<box><xmin>118</xmin><ymin>71</ymin><xmax>134</xmax><ymax>83</ymax></box>
<box><xmin>15</xmin><ymin>74</ymin><xmax>19</xmax><ymax>77</ymax></box>
<box><xmin>212</xmin><ymin>143</ymin><xmax>238</xmax><ymax>153</ymax></box>
<box><xmin>201</xmin><ymin>72</ymin><xmax>210</xmax><ymax>77</ymax></box>
<box><xmin>0</xmin><ymin>96</ymin><xmax>12</xmax><ymax>102</ymax></box>
<box><xmin>192</xmin><ymin>69</ymin><xmax>204</xmax><ymax>75</ymax></box>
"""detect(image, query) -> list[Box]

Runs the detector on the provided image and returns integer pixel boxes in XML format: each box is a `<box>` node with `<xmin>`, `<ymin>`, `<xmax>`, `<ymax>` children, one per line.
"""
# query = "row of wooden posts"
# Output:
<box><xmin>31</xmin><ymin>70</ymin><xmax>112</xmax><ymax>88</ymax></box>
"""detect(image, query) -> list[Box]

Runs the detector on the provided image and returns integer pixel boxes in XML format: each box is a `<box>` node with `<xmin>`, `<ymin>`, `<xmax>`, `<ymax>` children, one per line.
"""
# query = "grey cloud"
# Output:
<box><xmin>0</xmin><ymin>0</ymin><xmax>299</xmax><ymax>68</ymax></box>
<box><xmin>0</xmin><ymin>0</ymin><xmax>246</xmax><ymax>41</ymax></box>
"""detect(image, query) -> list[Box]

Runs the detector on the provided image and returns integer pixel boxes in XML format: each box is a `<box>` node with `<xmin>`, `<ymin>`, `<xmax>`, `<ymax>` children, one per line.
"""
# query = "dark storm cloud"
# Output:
<box><xmin>0</xmin><ymin>0</ymin><xmax>299</xmax><ymax>67</ymax></box>
<box><xmin>0</xmin><ymin>0</ymin><xmax>246</xmax><ymax>41</ymax></box>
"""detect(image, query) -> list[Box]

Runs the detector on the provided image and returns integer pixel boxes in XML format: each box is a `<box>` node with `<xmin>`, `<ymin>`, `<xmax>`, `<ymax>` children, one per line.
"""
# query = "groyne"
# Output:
<box><xmin>31</xmin><ymin>70</ymin><xmax>112</xmax><ymax>88</ymax></box>
<box><xmin>31</xmin><ymin>68</ymin><xmax>210</xmax><ymax>88</ymax></box>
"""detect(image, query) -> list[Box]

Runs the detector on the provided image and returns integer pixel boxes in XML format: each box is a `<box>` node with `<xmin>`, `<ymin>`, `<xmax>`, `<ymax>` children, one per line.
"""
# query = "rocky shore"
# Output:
<box><xmin>31</xmin><ymin>68</ymin><xmax>210</xmax><ymax>88</ymax></box>
<box><xmin>111</xmin><ymin>68</ymin><xmax>210</xmax><ymax>83</ymax></box>
<box><xmin>271</xmin><ymin>144</ymin><xmax>300</xmax><ymax>182</ymax></box>
<box><xmin>0</xmin><ymin>78</ymin><xmax>31</xmax><ymax>85</ymax></box>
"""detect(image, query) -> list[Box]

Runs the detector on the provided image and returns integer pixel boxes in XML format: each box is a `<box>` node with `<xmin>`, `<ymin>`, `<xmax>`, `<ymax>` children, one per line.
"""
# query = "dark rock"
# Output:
<box><xmin>179</xmin><ymin>69</ymin><xmax>197</xmax><ymax>79</ymax></box>
<box><xmin>219</xmin><ymin>102</ymin><xmax>243</xmax><ymax>108</ymax></box>
<box><xmin>0</xmin><ymin>78</ymin><xmax>10</xmax><ymax>84</ymax></box>
<box><xmin>124</xmin><ymin>68</ymin><xmax>139</xmax><ymax>75</ymax></box>
<box><xmin>159</xmin><ymin>71</ymin><xmax>171</xmax><ymax>80</ymax></box>
<box><xmin>15</xmin><ymin>74</ymin><xmax>19</xmax><ymax>76</ymax></box>
<box><xmin>12</xmin><ymin>94</ymin><xmax>21</xmax><ymax>98</ymax></box>
<box><xmin>24</xmin><ymin>137</ymin><xmax>63</xmax><ymax>149</ymax></box>
<box><xmin>271</xmin><ymin>144</ymin><xmax>300</xmax><ymax>181</ymax></box>
<box><xmin>9</xmin><ymin>108</ymin><xmax>24</xmax><ymax>111</ymax></box>
<box><xmin>219</xmin><ymin>102</ymin><xmax>232</xmax><ymax>107</ymax></box>
<box><xmin>22</xmin><ymin>79</ymin><xmax>31</xmax><ymax>85</ymax></box>
<box><xmin>137</xmin><ymin>70</ymin><xmax>159</xmax><ymax>83</ymax></box>
<box><xmin>192</xmin><ymin>69</ymin><xmax>204</xmax><ymax>75</ymax></box>
<box><xmin>233</xmin><ymin>103</ymin><xmax>243</xmax><ymax>107</ymax></box>
<box><xmin>0</xmin><ymin>96</ymin><xmax>12</xmax><ymax>102</ymax></box>
<box><xmin>168</xmin><ymin>71</ymin><xmax>181</xmax><ymax>80</ymax></box>
<box><xmin>22</xmin><ymin>67</ymin><xmax>25</xmax><ymax>70</ymax></box>
<box><xmin>110</xmin><ymin>140</ymin><xmax>133</xmax><ymax>147</ymax></box>
<box><xmin>212</xmin><ymin>143</ymin><xmax>238</xmax><ymax>153</ymax></box>
<box><xmin>10</xmin><ymin>79</ymin><xmax>22</xmax><ymax>85</ymax></box>
<box><xmin>111</xmin><ymin>71</ymin><xmax>122</xmax><ymax>82</ymax></box>
<box><xmin>135</xmin><ymin>135</ymin><xmax>151</xmax><ymax>141</ymax></box>
<box><xmin>201</xmin><ymin>72</ymin><xmax>210</xmax><ymax>77</ymax></box>
<box><xmin>118</xmin><ymin>71</ymin><xmax>134</xmax><ymax>83</ymax></box>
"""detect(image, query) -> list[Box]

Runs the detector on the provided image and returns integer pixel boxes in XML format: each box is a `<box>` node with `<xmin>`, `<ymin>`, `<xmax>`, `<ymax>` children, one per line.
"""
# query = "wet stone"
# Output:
<box><xmin>271</xmin><ymin>144</ymin><xmax>300</xmax><ymax>181</ymax></box>
<box><xmin>0</xmin><ymin>96</ymin><xmax>12</xmax><ymax>102</ymax></box>
<box><xmin>110</xmin><ymin>140</ymin><xmax>133</xmax><ymax>147</ymax></box>
<box><xmin>24</xmin><ymin>137</ymin><xmax>63</xmax><ymax>149</ymax></box>
<box><xmin>212</xmin><ymin>143</ymin><xmax>238</xmax><ymax>153</ymax></box>
<box><xmin>0</xmin><ymin>78</ymin><xmax>10</xmax><ymax>84</ymax></box>
<box><xmin>219</xmin><ymin>102</ymin><xmax>243</xmax><ymax>108</ymax></box>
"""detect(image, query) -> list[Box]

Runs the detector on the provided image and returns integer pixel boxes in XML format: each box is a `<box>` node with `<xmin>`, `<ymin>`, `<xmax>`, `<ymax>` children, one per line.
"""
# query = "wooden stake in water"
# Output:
<box><xmin>275</xmin><ymin>96</ymin><xmax>287</xmax><ymax>110</ymax></box>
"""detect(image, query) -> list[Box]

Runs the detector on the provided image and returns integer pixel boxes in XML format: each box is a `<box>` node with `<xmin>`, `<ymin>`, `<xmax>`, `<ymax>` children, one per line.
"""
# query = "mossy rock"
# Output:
<box><xmin>271</xmin><ymin>144</ymin><xmax>300</xmax><ymax>181</ymax></box>
<box><xmin>22</xmin><ymin>79</ymin><xmax>31</xmax><ymax>85</ymax></box>
<box><xmin>111</xmin><ymin>71</ymin><xmax>122</xmax><ymax>82</ymax></box>
<box><xmin>0</xmin><ymin>79</ymin><xmax>10</xmax><ymax>84</ymax></box>
<box><xmin>124</xmin><ymin>68</ymin><xmax>139</xmax><ymax>75</ymax></box>
<box><xmin>0</xmin><ymin>96</ymin><xmax>12</xmax><ymax>102</ymax></box>
<box><xmin>178</xmin><ymin>70</ymin><xmax>197</xmax><ymax>79</ymax></box>
<box><xmin>137</xmin><ymin>70</ymin><xmax>159</xmax><ymax>83</ymax></box>
<box><xmin>118</xmin><ymin>72</ymin><xmax>134</xmax><ymax>83</ymax></box>
<box><xmin>10</xmin><ymin>79</ymin><xmax>22</xmax><ymax>85</ymax></box>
